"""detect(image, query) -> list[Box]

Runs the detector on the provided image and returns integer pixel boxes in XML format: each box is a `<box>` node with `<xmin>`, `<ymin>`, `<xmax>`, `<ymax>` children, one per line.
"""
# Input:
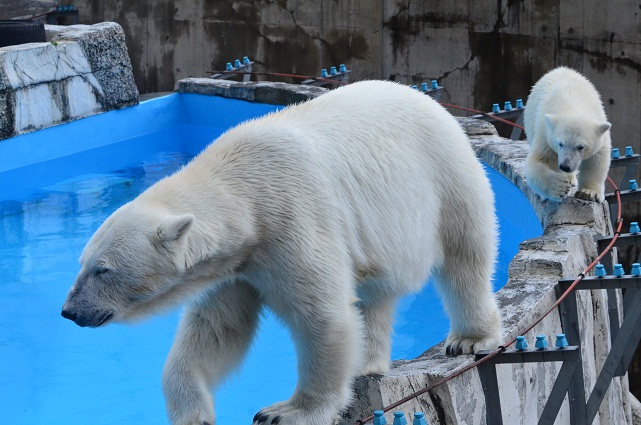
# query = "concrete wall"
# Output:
<box><xmin>0</xmin><ymin>22</ymin><xmax>138</xmax><ymax>140</ymax></box>
<box><xmin>71</xmin><ymin>0</ymin><xmax>641</xmax><ymax>158</ymax></box>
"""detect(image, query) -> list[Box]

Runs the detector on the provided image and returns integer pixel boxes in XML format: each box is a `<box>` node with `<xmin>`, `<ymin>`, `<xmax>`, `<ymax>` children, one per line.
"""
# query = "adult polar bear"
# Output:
<box><xmin>524</xmin><ymin>67</ymin><xmax>612</xmax><ymax>202</ymax></box>
<box><xmin>61</xmin><ymin>80</ymin><xmax>502</xmax><ymax>425</ymax></box>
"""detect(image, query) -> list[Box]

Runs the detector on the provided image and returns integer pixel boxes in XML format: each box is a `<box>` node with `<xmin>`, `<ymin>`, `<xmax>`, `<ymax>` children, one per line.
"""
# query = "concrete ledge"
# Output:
<box><xmin>175</xmin><ymin>78</ymin><xmax>328</xmax><ymax>106</ymax></box>
<box><xmin>0</xmin><ymin>22</ymin><xmax>138</xmax><ymax>140</ymax></box>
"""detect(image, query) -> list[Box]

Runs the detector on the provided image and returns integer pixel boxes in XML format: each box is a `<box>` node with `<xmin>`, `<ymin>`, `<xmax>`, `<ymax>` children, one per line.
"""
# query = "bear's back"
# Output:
<box><xmin>141</xmin><ymin>80</ymin><xmax>496</xmax><ymax>293</ymax></box>
<box><xmin>194</xmin><ymin>81</ymin><xmax>475</xmax><ymax>190</ymax></box>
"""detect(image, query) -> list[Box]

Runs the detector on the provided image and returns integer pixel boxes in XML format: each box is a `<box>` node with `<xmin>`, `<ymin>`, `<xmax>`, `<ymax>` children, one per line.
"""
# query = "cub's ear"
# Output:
<box><xmin>545</xmin><ymin>114</ymin><xmax>559</xmax><ymax>130</ymax></box>
<box><xmin>156</xmin><ymin>214</ymin><xmax>194</xmax><ymax>245</ymax></box>
<box><xmin>596</xmin><ymin>121</ymin><xmax>611</xmax><ymax>135</ymax></box>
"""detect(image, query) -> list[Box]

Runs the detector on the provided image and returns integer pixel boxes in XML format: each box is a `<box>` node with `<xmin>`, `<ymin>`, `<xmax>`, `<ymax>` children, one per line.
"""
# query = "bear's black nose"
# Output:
<box><xmin>559</xmin><ymin>164</ymin><xmax>571</xmax><ymax>173</ymax></box>
<box><xmin>61</xmin><ymin>308</ymin><xmax>76</xmax><ymax>322</ymax></box>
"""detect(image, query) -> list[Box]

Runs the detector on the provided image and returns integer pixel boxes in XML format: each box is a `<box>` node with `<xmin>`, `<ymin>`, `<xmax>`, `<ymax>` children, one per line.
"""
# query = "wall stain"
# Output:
<box><xmin>322</xmin><ymin>28</ymin><xmax>370</xmax><ymax>62</ymax></box>
<box><xmin>562</xmin><ymin>41</ymin><xmax>641</xmax><ymax>75</ymax></box>
<box><xmin>0</xmin><ymin>91</ymin><xmax>15</xmax><ymax>140</ymax></box>
<box><xmin>383</xmin><ymin>3</ymin><xmax>412</xmax><ymax>57</ymax></box>
<box><xmin>428</xmin><ymin>390</ymin><xmax>447</xmax><ymax>425</ymax></box>
<box><xmin>205</xmin><ymin>0</ymin><xmax>260</xmax><ymax>24</ymax></box>
<box><xmin>469</xmin><ymin>0</ymin><xmax>533</xmax><ymax>111</ymax></box>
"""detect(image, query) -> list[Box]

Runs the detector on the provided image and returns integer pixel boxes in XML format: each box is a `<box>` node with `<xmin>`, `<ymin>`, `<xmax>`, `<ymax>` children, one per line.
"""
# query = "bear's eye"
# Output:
<box><xmin>577</xmin><ymin>145</ymin><xmax>585</xmax><ymax>151</ymax></box>
<box><xmin>95</xmin><ymin>267</ymin><xmax>109</xmax><ymax>276</ymax></box>
<box><xmin>559</xmin><ymin>142</ymin><xmax>564</xmax><ymax>148</ymax></box>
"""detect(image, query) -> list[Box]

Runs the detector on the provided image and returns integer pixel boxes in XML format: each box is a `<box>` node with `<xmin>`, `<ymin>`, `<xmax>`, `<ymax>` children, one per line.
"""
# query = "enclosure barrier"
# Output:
<box><xmin>456</xmin><ymin>150</ymin><xmax>638</xmax><ymax>425</ymax></box>
<box><xmin>209</xmin><ymin>56</ymin><xmax>254</xmax><ymax>82</ymax></box>
<box><xmin>208</xmin><ymin>56</ymin><xmax>350</xmax><ymax>86</ymax></box>
<box><xmin>302</xmin><ymin>64</ymin><xmax>350</xmax><ymax>86</ymax></box>
<box><xmin>469</xmin><ymin>100</ymin><xmax>525</xmax><ymax>140</ymax></box>
<box><xmin>372</xmin><ymin>410</ymin><xmax>428</xmax><ymax>425</ymax></box>
<box><xmin>410</xmin><ymin>81</ymin><xmax>443</xmax><ymax>102</ymax></box>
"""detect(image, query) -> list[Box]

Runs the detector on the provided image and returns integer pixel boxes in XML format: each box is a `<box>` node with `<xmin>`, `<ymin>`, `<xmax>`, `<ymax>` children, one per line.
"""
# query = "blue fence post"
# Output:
<box><xmin>535</xmin><ymin>335</ymin><xmax>548</xmax><ymax>350</ymax></box>
<box><xmin>373</xmin><ymin>410</ymin><xmax>387</xmax><ymax>425</ymax></box>
<box><xmin>393</xmin><ymin>411</ymin><xmax>408</xmax><ymax>425</ymax></box>
<box><xmin>413</xmin><ymin>411</ymin><xmax>428</xmax><ymax>425</ymax></box>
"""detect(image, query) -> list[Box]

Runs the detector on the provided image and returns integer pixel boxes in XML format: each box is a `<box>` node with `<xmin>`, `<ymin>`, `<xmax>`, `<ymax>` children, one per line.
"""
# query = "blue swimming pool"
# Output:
<box><xmin>0</xmin><ymin>93</ymin><xmax>542</xmax><ymax>424</ymax></box>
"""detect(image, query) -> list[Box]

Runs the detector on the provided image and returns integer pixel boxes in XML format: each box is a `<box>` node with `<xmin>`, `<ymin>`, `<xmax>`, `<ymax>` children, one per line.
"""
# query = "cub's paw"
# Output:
<box><xmin>445</xmin><ymin>334</ymin><xmax>502</xmax><ymax>356</ymax></box>
<box><xmin>575</xmin><ymin>188</ymin><xmax>605</xmax><ymax>203</ymax></box>
<box><xmin>545</xmin><ymin>173</ymin><xmax>577</xmax><ymax>201</ymax></box>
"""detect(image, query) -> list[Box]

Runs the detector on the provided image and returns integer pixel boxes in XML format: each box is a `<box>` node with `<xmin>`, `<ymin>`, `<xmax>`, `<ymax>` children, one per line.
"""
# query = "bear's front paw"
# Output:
<box><xmin>574</xmin><ymin>188</ymin><xmax>605</xmax><ymax>203</ymax></box>
<box><xmin>253</xmin><ymin>399</ymin><xmax>335</xmax><ymax>425</ymax></box>
<box><xmin>253</xmin><ymin>411</ymin><xmax>281</xmax><ymax>425</ymax></box>
<box><xmin>544</xmin><ymin>172</ymin><xmax>577</xmax><ymax>201</ymax></box>
<box><xmin>171</xmin><ymin>412</ymin><xmax>214</xmax><ymax>425</ymax></box>
<box><xmin>445</xmin><ymin>334</ymin><xmax>502</xmax><ymax>356</ymax></box>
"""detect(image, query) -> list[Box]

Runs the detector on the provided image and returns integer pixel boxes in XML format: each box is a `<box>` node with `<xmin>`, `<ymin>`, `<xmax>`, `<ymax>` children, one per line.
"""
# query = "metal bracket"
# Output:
<box><xmin>476</xmin><ymin>346</ymin><xmax>585</xmax><ymax>425</ymax></box>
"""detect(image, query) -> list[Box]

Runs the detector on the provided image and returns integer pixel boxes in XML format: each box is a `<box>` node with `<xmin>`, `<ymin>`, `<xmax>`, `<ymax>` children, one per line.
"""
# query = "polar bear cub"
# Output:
<box><xmin>523</xmin><ymin>67</ymin><xmax>612</xmax><ymax>202</ymax></box>
<box><xmin>61</xmin><ymin>80</ymin><xmax>502</xmax><ymax>425</ymax></box>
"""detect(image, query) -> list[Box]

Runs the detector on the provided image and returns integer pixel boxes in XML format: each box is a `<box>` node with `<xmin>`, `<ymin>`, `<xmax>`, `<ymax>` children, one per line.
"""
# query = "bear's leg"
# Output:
<box><xmin>575</xmin><ymin>148</ymin><xmax>610</xmax><ymax>203</ymax></box>
<box><xmin>358</xmin><ymin>297</ymin><xmax>396</xmax><ymax>376</ymax></box>
<box><xmin>162</xmin><ymin>280</ymin><xmax>262</xmax><ymax>425</ymax></box>
<box><xmin>434</xmin><ymin>260</ymin><xmax>503</xmax><ymax>355</ymax></box>
<box><xmin>253</xmin><ymin>296</ymin><xmax>362</xmax><ymax>425</ymax></box>
<box><xmin>525</xmin><ymin>145</ymin><xmax>577</xmax><ymax>201</ymax></box>
<box><xmin>433</xmin><ymin>213</ymin><xmax>502</xmax><ymax>355</ymax></box>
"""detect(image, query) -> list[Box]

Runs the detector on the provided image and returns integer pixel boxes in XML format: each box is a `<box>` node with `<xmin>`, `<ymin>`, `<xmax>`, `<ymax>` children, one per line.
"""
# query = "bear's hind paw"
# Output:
<box><xmin>574</xmin><ymin>188</ymin><xmax>605</xmax><ymax>203</ymax></box>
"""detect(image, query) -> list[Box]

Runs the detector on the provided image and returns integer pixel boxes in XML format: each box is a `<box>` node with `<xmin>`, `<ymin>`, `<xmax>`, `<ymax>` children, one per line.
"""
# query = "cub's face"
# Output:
<box><xmin>545</xmin><ymin>114</ymin><xmax>611</xmax><ymax>173</ymax></box>
<box><xmin>61</xmin><ymin>203</ymin><xmax>193</xmax><ymax>327</ymax></box>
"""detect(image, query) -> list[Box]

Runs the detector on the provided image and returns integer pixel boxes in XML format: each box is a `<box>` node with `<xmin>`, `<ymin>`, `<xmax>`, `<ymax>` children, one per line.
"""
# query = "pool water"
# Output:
<box><xmin>0</xmin><ymin>93</ymin><xmax>542</xmax><ymax>424</ymax></box>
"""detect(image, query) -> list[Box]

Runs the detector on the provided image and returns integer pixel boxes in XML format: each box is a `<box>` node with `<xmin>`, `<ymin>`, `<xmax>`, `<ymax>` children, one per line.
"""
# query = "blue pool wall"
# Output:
<box><xmin>0</xmin><ymin>93</ymin><xmax>279</xmax><ymax>174</ymax></box>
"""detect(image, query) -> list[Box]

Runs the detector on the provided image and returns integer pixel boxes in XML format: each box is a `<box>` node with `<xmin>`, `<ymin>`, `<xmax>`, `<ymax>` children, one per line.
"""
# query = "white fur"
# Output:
<box><xmin>523</xmin><ymin>67</ymin><xmax>612</xmax><ymax>202</ymax></box>
<box><xmin>62</xmin><ymin>80</ymin><xmax>502</xmax><ymax>425</ymax></box>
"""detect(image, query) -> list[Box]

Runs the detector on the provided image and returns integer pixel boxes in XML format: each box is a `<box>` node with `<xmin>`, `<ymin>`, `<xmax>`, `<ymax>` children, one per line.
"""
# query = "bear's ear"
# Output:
<box><xmin>596</xmin><ymin>121</ymin><xmax>611</xmax><ymax>135</ymax></box>
<box><xmin>156</xmin><ymin>214</ymin><xmax>194</xmax><ymax>245</ymax></box>
<box><xmin>545</xmin><ymin>114</ymin><xmax>559</xmax><ymax>130</ymax></box>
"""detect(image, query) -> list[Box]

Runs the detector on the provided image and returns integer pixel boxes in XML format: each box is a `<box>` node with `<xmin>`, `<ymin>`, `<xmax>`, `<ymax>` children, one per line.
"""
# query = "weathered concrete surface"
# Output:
<box><xmin>176</xmin><ymin>78</ymin><xmax>327</xmax><ymax>105</ymax></box>
<box><xmin>0</xmin><ymin>1</ymin><xmax>54</xmax><ymax>20</ymax></box>
<box><xmin>72</xmin><ymin>1</ymin><xmax>640</xmax><ymax>170</ymax></box>
<box><xmin>0</xmin><ymin>22</ymin><xmax>138</xmax><ymax>140</ymax></box>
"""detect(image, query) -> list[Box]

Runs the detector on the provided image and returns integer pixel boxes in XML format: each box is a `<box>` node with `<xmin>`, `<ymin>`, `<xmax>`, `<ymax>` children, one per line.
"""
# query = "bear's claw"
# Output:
<box><xmin>445</xmin><ymin>344</ymin><xmax>463</xmax><ymax>356</ymax></box>
<box><xmin>445</xmin><ymin>334</ymin><xmax>502</xmax><ymax>356</ymax></box>
<box><xmin>253</xmin><ymin>412</ymin><xmax>280</xmax><ymax>424</ymax></box>
<box><xmin>574</xmin><ymin>188</ymin><xmax>604</xmax><ymax>203</ymax></box>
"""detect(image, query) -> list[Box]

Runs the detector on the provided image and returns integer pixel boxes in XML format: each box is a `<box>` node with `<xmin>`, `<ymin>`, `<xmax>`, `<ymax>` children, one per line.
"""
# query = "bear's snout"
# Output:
<box><xmin>559</xmin><ymin>164</ymin><xmax>572</xmax><ymax>173</ymax></box>
<box><xmin>61</xmin><ymin>295</ymin><xmax>114</xmax><ymax>328</ymax></box>
<box><xmin>61</xmin><ymin>304</ymin><xmax>114</xmax><ymax>327</ymax></box>
<box><xmin>61</xmin><ymin>308</ymin><xmax>77</xmax><ymax>322</ymax></box>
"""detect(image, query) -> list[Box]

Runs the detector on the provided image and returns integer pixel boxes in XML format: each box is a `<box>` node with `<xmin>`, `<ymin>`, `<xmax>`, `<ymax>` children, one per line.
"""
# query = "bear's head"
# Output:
<box><xmin>61</xmin><ymin>202</ymin><xmax>194</xmax><ymax>327</ymax></box>
<box><xmin>545</xmin><ymin>114</ymin><xmax>611</xmax><ymax>173</ymax></box>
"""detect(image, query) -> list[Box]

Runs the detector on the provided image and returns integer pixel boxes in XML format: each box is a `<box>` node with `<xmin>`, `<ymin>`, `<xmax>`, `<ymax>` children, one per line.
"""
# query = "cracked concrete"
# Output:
<box><xmin>67</xmin><ymin>1</ymin><xmax>641</xmax><ymax>169</ymax></box>
<box><xmin>0</xmin><ymin>22</ymin><xmax>138</xmax><ymax>140</ymax></box>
